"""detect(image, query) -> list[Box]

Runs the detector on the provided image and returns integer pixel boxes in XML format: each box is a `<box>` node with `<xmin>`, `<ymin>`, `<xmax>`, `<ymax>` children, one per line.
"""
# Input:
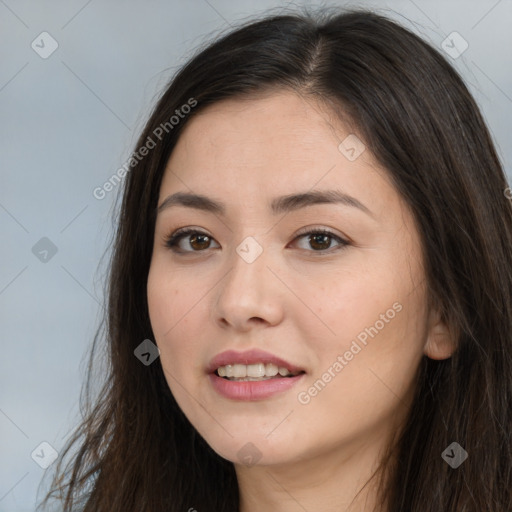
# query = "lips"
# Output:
<box><xmin>207</xmin><ymin>348</ymin><xmax>306</xmax><ymax>375</ymax></box>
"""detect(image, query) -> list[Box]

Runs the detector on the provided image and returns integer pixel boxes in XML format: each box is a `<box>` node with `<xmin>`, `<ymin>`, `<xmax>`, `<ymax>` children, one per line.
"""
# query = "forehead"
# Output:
<box><xmin>159</xmin><ymin>90</ymin><xmax>394</xmax><ymax>216</ymax></box>
<box><xmin>171</xmin><ymin>91</ymin><xmax>344</xmax><ymax>170</ymax></box>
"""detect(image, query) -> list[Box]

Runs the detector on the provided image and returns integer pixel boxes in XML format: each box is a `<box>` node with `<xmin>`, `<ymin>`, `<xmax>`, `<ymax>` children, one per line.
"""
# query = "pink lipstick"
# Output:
<box><xmin>207</xmin><ymin>349</ymin><xmax>306</xmax><ymax>401</ymax></box>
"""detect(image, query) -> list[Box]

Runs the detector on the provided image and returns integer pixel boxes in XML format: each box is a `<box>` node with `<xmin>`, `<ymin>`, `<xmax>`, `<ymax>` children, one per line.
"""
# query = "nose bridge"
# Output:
<box><xmin>214</xmin><ymin>234</ymin><xmax>281</xmax><ymax>326</ymax></box>
<box><xmin>224</xmin><ymin>235</ymin><xmax>269</xmax><ymax>297</ymax></box>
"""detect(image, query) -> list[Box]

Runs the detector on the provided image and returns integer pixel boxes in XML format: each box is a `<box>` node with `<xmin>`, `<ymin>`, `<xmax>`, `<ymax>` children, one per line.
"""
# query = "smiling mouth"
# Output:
<box><xmin>215</xmin><ymin>362</ymin><xmax>305</xmax><ymax>381</ymax></box>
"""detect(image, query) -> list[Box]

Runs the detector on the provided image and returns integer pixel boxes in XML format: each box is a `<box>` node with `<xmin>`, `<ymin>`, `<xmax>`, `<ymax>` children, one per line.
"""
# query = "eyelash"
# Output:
<box><xmin>164</xmin><ymin>227</ymin><xmax>349</xmax><ymax>255</ymax></box>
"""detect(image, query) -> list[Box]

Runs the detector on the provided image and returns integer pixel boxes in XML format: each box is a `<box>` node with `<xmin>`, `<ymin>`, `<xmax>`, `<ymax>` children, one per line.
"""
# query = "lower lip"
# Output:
<box><xmin>208</xmin><ymin>373</ymin><xmax>305</xmax><ymax>401</ymax></box>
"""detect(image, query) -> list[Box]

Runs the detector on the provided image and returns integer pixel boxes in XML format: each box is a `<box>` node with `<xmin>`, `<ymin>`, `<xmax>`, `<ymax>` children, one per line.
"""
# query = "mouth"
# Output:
<box><xmin>207</xmin><ymin>349</ymin><xmax>307</xmax><ymax>398</ymax></box>
<box><xmin>208</xmin><ymin>353</ymin><xmax>306</xmax><ymax>401</ymax></box>
<box><xmin>215</xmin><ymin>362</ymin><xmax>305</xmax><ymax>381</ymax></box>
<box><xmin>208</xmin><ymin>349</ymin><xmax>306</xmax><ymax>378</ymax></box>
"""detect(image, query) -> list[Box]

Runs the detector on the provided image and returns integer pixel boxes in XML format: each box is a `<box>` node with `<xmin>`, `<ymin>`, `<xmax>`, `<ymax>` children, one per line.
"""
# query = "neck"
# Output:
<box><xmin>235</xmin><ymin>428</ymin><xmax>396</xmax><ymax>512</ymax></box>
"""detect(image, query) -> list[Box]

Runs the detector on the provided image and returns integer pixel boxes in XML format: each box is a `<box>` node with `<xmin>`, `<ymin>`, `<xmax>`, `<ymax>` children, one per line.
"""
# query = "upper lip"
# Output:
<box><xmin>207</xmin><ymin>349</ymin><xmax>306</xmax><ymax>374</ymax></box>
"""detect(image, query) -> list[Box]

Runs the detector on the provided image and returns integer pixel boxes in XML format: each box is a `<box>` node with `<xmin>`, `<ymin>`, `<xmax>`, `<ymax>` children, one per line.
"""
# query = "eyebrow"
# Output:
<box><xmin>157</xmin><ymin>189</ymin><xmax>374</xmax><ymax>218</ymax></box>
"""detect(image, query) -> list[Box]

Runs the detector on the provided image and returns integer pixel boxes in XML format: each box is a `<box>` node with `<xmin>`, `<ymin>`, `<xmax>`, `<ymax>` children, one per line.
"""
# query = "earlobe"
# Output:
<box><xmin>424</xmin><ymin>308</ymin><xmax>457</xmax><ymax>360</ymax></box>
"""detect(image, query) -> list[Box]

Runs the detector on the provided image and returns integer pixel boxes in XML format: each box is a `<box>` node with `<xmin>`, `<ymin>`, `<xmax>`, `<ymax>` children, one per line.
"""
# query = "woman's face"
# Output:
<box><xmin>147</xmin><ymin>90</ymin><xmax>452</xmax><ymax>468</ymax></box>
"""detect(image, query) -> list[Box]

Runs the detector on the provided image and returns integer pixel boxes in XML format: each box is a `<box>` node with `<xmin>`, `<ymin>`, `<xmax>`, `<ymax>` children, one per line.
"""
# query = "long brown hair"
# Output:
<box><xmin>37</xmin><ymin>6</ymin><xmax>512</xmax><ymax>511</ymax></box>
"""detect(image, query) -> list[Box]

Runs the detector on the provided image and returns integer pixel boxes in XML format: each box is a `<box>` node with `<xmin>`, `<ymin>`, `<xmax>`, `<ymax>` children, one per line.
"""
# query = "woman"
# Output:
<box><xmin>38</xmin><ymin>6</ymin><xmax>512</xmax><ymax>511</ymax></box>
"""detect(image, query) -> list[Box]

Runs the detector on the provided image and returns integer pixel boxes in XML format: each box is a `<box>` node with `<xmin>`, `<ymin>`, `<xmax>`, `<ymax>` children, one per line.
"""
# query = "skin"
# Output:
<box><xmin>147</xmin><ymin>90</ymin><xmax>455</xmax><ymax>512</ymax></box>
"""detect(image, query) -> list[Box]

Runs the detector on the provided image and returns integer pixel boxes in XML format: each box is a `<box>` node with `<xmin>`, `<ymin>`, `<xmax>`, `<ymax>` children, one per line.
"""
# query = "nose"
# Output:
<box><xmin>213</xmin><ymin>239</ymin><xmax>285</xmax><ymax>331</ymax></box>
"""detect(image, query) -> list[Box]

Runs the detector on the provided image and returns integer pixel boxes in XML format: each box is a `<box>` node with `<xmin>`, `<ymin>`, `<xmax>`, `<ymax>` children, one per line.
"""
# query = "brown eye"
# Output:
<box><xmin>165</xmin><ymin>228</ymin><xmax>349</xmax><ymax>255</ymax></box>
<box><xmin>188</xmin><ymin>233</ymin><xmax>211</xmax><ymax>250</ymax></box>
<box><xmin>292</xmin><ymin>229</ymin><xmax>349</xmax><ymax>253</ymax></box>
<box><xmin>308</xmin><ymin>233</ymin><xmax>332</xmax><ymax>251</ymax></box>
<box><xmin>165</xmin><ymin>229</ymin><xmax>219</xmax><ymax>252</ymax></box>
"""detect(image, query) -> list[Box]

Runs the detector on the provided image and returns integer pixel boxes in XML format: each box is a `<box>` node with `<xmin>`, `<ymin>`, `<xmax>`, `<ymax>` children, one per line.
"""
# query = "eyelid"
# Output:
<box><xmin>293</xmin><ymin>224</ymin><xmax>346</xmax><ymax>240</ymax></box>
<box><xmin>164</xmin><ymin>227</ymin><xmax>219</xmax><ymax>253</ymax></box>
<box><xmin>290</xmin><ymin>226</ymin><xmax>349</xmax><ymax>253</ymax></box>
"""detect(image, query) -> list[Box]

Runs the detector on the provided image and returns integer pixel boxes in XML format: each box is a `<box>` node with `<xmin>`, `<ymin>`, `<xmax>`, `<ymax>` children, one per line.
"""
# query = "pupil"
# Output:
<box><xmin>190</xmin><ymin>234</ymin><xmax>210</xmax><ymax>250</ymax></box>
<box><xmin>310</xmin><ymin>234</ymin><xmax>330</xmax><ymax>250</ymax></box>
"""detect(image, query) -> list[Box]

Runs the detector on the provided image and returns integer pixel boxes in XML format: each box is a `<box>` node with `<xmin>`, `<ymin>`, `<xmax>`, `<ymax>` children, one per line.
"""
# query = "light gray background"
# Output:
<box><xmin>1</xmin><ymin>1</ymin><xmax>511</xmax><ymax>510</ymax></box>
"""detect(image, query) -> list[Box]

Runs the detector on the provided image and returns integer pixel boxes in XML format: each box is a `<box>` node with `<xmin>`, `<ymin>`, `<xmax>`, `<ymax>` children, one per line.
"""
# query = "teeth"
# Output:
<box><xmin>247</xmin><ymin>363</ymin><xmax>265</xmax><ymax>377</ymax></box>
<box><xmin>233</xmin><ymin>364</ymin><xmax>246</xmax><ymax>378</ymax></box>
<box><xmin>265</xmin><ymin>363</ymin><xmax>279</xmax><ymax>376</ymax></box>
<box><xmin>216</xmin><ymin>362</ymin><xmax>299</xmax><ymax>379</ymax></box>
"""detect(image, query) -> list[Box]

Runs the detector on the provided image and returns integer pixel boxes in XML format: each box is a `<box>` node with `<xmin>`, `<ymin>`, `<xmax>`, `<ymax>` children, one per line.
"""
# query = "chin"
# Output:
<box><xmin>197</xmin><ymin>428</ymin><xmax>301</xmax><ymax>468</ymax></box>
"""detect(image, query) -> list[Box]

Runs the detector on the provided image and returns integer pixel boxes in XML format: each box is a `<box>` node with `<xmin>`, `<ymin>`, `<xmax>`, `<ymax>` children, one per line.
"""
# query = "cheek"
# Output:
<box><xmin>307</xmin><ymin>262</ymin><xmax>426</xmax><ymax>388</ymax></box>
<box><xmin>147</xmin><ymin>265</ymin><xmax>182</xmax><ymax>368</ymax></box>
<box><xmin>307</xmin><ymin>266</ymin><xmax>394</xmax><ymax>342</ymax></box>
<box><xmin>295</xmin><ymin>300</ymin><xmax>424</xmax><ymax>441</ymax></box>
<box><xmin>147</xmin><ymin>263</ymin><xmax>206</xmax><ymax>376</ymax></box>
<box><xmin>147</xmin><ymin>260</ymin><xmax>189</xmax><ymax>337</ymax></box>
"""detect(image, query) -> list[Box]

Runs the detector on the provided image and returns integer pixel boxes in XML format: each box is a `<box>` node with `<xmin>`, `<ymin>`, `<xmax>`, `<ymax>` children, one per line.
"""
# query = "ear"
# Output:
<box><xmin>423</xmin><ymin>307</ymin><xmax>456</xmax><ymax>360</ymax></box>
